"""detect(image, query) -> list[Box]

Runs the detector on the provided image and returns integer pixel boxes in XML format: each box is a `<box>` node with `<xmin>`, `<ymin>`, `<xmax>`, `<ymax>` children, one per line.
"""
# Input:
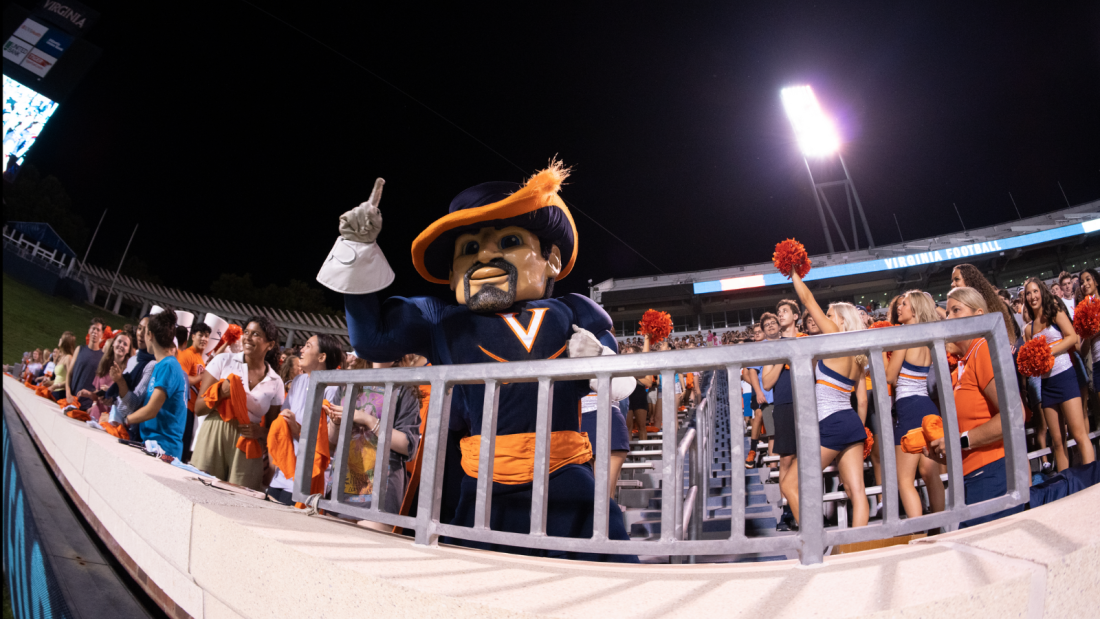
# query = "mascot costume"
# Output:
<box><xmin>317</xmin><ymin>160</ymin><xmax>638</xmax><ymax>562</ymax></box>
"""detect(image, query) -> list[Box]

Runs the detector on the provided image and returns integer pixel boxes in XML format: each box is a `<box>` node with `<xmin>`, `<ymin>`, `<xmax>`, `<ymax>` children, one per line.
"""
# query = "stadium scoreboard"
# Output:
<box><xmin>2</xmin><ymin>0</ymin><xmax>100</xmax><ymax>174</ymax></box>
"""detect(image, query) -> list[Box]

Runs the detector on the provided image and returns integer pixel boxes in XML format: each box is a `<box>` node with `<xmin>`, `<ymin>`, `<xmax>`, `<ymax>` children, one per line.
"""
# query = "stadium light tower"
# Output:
<box><xmin>781</xmin><ymin>85</ymin><xmax>875</xmax><ymax>254</ymax></box>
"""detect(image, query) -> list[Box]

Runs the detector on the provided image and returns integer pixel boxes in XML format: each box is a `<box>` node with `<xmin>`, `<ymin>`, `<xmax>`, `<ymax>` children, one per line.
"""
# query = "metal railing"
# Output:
<box><xmin>292</xmin><ymin>313</ymin><xmax>1028</xmax><ymax>565</ymax></box>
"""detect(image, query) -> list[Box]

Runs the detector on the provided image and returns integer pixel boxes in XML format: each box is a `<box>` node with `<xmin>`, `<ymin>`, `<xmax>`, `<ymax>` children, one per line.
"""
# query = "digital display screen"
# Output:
<box><xmin>3</xmin><ymin>75</ymin><xmax>60</xmax><ymax>172</ymax></box>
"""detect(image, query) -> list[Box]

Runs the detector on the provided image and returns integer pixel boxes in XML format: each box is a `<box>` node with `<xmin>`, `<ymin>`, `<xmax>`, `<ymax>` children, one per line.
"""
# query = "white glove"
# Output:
<box><xmin>568</xmin><ymin>325</ymin><xmax>604</xmax><ymax>358</ymax></box>
<box><xmin>316</xmin><ymin>178</ymin><xmax>396</xmax><ymax>294</ymax></box>
<box><xmin>569</xmin><ymin>325</ymin><xmax>636</xmax><ymax>402</ymax></box>
<box><xmin>338</xmin><ymin>178</ymin><xmax>385</xmax><ymax>243</ymax></box>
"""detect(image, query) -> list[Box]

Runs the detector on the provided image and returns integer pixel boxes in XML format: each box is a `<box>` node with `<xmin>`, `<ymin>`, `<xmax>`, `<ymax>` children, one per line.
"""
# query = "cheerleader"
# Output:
<box><xmin>1023</xmin><ymin>278</ymin><xmax>1096</xmax><ymax>471</ymax></box>
<box><xmin>1075</xmin><ymin>268</ymin><xmax>1098</xmax><ymax>434</ymax></box>
<box><xmin>887</xmin><ymin>291</ymin><xmax>946</xmax><ymax>519</ymax></box>
<box><xmin>776</xmin><ymin>269</ymin><xmax>869</xmax><ymax>528</ymax></box>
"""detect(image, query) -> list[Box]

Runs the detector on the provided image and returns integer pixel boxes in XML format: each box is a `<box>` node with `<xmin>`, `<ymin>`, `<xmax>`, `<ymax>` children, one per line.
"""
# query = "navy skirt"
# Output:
<box><xmin>820</xmin><ymin>409</ymin><xmax>867</xmax><ymax>451</ymax></box>
<box><xmin>1041</xmin><ymin>368</ymin><xmax>1080</xmax><ymax>408</ymax></box>
<box><xmin>894</xmin><ymin>395</ymin><xmax>941</xmax><ymax>446</ymax></box>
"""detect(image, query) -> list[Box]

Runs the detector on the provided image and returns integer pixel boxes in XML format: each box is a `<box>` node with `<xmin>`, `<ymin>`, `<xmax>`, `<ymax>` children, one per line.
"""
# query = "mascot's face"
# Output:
<box><xmin>450</xmin><ymin>226</ymin><xmax>562</xmax><ymax>312</ymax></box>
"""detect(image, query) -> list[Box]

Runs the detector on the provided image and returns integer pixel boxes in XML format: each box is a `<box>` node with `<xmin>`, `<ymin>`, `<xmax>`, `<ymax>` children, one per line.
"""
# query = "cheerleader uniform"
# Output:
<box><xmin>1032</xmin><ymin>320</ymin><xmax>1077</xmax><ymax>408</ymax></box>
<box><xmin>815</xmin><ymin>361</ymin><xmax>869</xmax><ymax>451</ymax></box>
<box><xmin>892</xmin><ymin>361</ymin><xmax>941</xmax><ymax>446</ymax></box>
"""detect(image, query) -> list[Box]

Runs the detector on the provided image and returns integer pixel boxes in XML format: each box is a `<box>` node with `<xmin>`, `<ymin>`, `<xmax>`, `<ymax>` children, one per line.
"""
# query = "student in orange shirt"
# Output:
<box><xmin>924</xmin><ymin>286</ymin><xmax>1025</xmax><ymax>528</ymax></box>
<box><xmin>177</xmin><ymin>322</ymin><xmax>211</xmax><ymax>461</ymax></box>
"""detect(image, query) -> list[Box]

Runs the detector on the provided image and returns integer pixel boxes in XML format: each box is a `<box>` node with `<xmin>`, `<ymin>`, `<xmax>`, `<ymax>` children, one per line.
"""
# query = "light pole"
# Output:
<box><xmin>781</xmin><ymin>85</ymin><xmax>875</xmax><ymax>253</ymax></box>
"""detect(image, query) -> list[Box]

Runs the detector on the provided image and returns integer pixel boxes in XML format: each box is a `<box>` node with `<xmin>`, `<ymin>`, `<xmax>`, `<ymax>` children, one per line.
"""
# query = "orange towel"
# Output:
<box><xmin>204</xmin><ymin>374</ymin><xmax>263</xmax><ymax>459</ymax></box>
<box><xmin>66</xmin><ymin>408</ymin><xmax>92</xmax><ymax>422</ymax></box>
<box><xmin>900</xmin><ymin>415</ymin><xmax>945</xmax><ymax>454</ymax></box>
<box><xmin>99</xmin><ymin>413</ymin><xmax>130</xmax><ymax>440</ymax></box>
<box><xmin>922</xmin><ymin>415</ymin><xmax>944</xmax><ymax>442</ymax></box>
<box><xmin>266</xmin><ymin>413</ymin><xmax>329</xmax><ymax>508</ymax></box>
<box><xmin>35</xmin><ymin>385</ymin><xmax>52</xmax><ymax>399</ymax></box>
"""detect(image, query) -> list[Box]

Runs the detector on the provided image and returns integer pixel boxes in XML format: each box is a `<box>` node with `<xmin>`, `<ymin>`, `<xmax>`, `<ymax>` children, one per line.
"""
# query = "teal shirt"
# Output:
<box><xmin>141</xmin><ymin>355</ymin><xmax>188</xmax><ymax>459</ymax></box>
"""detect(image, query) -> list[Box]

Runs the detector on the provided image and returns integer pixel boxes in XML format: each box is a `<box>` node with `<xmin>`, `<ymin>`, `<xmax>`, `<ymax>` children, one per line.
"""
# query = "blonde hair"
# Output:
<box><xmin>828</xmin><ymin>302</ymin><xmax>867</xmax><ymax>366</ymax></box>
<box><xmin>828</xmin><ymin>302</ymin><xmax>867</xmax><ymax>333</ymax></box>
<box><xmin>947</xmin><ymin>287</ymin><xmax>988</xmax><ymax>314</ymax></box>
<box><xmin>904</xmin><ymin>290</ymin><xmax>940</xmax><ymax>324</ymax></box>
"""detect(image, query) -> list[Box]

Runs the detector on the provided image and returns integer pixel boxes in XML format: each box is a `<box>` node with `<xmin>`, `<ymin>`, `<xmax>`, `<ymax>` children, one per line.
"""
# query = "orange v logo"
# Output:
<box><xmin>499</xmin><ymin>308</ymin><xmax>549</xmax><ymax>353</ymax></box>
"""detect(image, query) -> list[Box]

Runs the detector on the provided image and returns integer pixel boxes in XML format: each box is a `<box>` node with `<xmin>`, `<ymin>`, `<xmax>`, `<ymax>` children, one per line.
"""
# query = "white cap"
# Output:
<box><xmin>149</xmin><ymin>305</ymin><xmax>166</xmax><ymax>316</ymax></box>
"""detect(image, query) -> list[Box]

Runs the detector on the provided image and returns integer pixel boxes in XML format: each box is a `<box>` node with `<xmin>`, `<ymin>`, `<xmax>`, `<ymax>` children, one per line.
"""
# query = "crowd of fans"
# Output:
<box><xmin>6</xmin><ymin>263</ymin><xmax>1097</xmax><ymax>543</ymax></box>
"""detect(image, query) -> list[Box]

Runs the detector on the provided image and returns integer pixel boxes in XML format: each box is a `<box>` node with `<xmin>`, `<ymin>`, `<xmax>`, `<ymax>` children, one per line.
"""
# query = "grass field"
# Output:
<box><xmin>2</xmin><ymin>274</ymin><xmax>127</xmax><ymax>365</ymax></box>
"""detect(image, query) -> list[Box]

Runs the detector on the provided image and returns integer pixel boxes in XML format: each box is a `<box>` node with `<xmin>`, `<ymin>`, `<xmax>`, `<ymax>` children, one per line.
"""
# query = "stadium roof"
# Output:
<box><xmin>593</xmin><ymin>199</ymin><xmax>1100</xmax><ymax>309</ymax></box>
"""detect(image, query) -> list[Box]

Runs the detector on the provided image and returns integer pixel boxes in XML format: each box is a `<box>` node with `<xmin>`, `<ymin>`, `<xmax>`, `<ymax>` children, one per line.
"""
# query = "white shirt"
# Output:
<box><xmin>269</xmin><ymin>374</ymin><xmax>340</xmax><ymax>491</ymax></box>
<box><xmin>203</xmin><ymin>352</ymin><xmax>285</xmax><ymax>424</ymax></box>
<box><xmin>125</xmin><ymin>355</ymin><xmax>138</xmax><ymax>373</ymax></box>
<box><xmin>1062</xmin><ymin>296</ymin><xmax>1075</xmax><ymax>320</ymax></box>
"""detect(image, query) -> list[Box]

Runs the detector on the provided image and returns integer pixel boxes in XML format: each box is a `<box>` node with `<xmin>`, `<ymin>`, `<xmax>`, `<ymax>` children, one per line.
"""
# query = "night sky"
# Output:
<box><xmin>18</xmin><ymin>1</ymin><xmax>1100</xmax><ymax>310</ymax></box>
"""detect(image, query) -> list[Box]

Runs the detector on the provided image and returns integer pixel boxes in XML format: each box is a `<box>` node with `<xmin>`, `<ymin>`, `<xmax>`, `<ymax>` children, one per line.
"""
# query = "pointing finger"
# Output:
<box><xmin>368</xmin><ymin>177</ymin><xmax>385</xmax><ymax>208</ymax></box>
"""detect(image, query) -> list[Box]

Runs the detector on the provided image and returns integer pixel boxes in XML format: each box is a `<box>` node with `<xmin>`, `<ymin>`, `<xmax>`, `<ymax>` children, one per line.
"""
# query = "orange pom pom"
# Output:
<box><xmin>870</xmin><ymin>320</ymin><xmax>893</xmax><ymax>329</ymax></box>
<box><xmin>1017</xmin><ymin>336</ymin><xmax>1056</xmax><ymax>377</ymax></box>
<box><xmin>222</xmin><ymin>324</ymin><xmax>243</xmax><ymax>346</ymax></box>
<box><xmin>1074</xmin><ymin>296</ymin><xmax>1100</xmax><ymax>339</ymax></box>
<box><xmin>638</xmin><ymin>309</ymin><xmax>673</xmax><ymax>345</ymax></box>
<box><xmin>772</xmin><ymin>239</ymin><xmax>811</xmax><ymax>279</ymax></box>
<box><xmin>862</xmin><ymin>427</ymin><xmax>874</xmax><ymax>459</ymax></box>
<box><xmin>946</xmin><ymin>352</ymin><xmax>960</xmax><ymax>372</ymax></box>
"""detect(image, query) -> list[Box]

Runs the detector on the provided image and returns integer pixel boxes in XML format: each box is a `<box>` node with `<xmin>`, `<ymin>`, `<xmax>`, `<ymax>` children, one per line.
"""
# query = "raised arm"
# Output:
<box><xmin>791</xmin><ymin>270</ymin><xmax>838</xmax><ymax>335</ymax></box>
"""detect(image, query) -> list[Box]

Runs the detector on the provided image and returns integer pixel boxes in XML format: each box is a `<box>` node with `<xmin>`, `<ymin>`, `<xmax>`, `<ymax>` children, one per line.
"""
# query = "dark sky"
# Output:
<box><xmin>20</xmin><ymin>1</ymin><xmax>1100</xmax><ymax>309</ymax></box>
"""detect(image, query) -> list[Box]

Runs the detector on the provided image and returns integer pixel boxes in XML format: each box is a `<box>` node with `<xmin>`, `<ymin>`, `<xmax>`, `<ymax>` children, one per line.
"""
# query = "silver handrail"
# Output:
<box><xmin>292</xmin><ymin>313</ymin><xmax>1028</xmax><ymax>565</ymax></box>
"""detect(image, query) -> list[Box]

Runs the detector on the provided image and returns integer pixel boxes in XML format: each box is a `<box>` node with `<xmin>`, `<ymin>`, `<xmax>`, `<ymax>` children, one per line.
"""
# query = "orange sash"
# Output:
<box><xmin>459</xmin><ymin>431</ymin><xmax>593</xmax><ymax>485</ymax></box>
<box><xmin>267</xmin><ymin>413</ymin><xmax>330</xmax><ymax>507</ymax></box>
<box><xmin>204</xmin><ymin>374</ymin><xmax>263</xmax><ymax>459</ymax></box>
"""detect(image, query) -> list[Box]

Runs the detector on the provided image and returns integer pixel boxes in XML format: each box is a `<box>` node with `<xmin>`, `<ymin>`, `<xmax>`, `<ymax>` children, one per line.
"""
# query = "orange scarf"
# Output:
<box><xmin>267</xmin><ymin>413</ymin><xmax>330</xmax><ymax>509</ymax></box>
<box><xmin>203</xmin><ymin>374</ymin><xmax>263</xmax><ymax>459</ymax></box>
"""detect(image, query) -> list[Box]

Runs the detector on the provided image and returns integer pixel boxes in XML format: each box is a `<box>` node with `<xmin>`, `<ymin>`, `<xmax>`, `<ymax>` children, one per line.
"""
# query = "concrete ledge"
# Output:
<box><xmin>5</xmin><ymin>375</ymin><xmax>1098</xmax><ymax>619</ymax></box>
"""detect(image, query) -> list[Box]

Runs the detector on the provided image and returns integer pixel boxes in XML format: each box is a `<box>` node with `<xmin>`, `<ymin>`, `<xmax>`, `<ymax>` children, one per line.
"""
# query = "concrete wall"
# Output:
<box><xmin>4</xmin><ymin>375</ymin><xmax>1098</xmax><ymax>619</ymax></box>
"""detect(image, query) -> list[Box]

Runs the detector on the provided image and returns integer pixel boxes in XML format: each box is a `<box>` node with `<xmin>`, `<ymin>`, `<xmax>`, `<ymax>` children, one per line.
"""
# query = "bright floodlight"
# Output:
<box><xmin>781</xmin><ymin>85</ymin><xmax>840</xmax><ymax>157</ymax></box>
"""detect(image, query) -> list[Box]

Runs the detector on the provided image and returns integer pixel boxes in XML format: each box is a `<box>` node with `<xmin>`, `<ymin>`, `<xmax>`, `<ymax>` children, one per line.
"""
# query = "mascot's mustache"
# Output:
<box><xmin>464</xmin><ymin>258</ymin><xmax>517</xmax><ymax>284</ymax></box>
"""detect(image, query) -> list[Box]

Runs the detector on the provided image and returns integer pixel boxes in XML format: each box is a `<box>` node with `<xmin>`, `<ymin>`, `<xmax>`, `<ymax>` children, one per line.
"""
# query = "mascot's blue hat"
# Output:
<box><xmin>411</xmin><ymin>160</ymin><xmax>578</xmax><ymax>284</ymax></box>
